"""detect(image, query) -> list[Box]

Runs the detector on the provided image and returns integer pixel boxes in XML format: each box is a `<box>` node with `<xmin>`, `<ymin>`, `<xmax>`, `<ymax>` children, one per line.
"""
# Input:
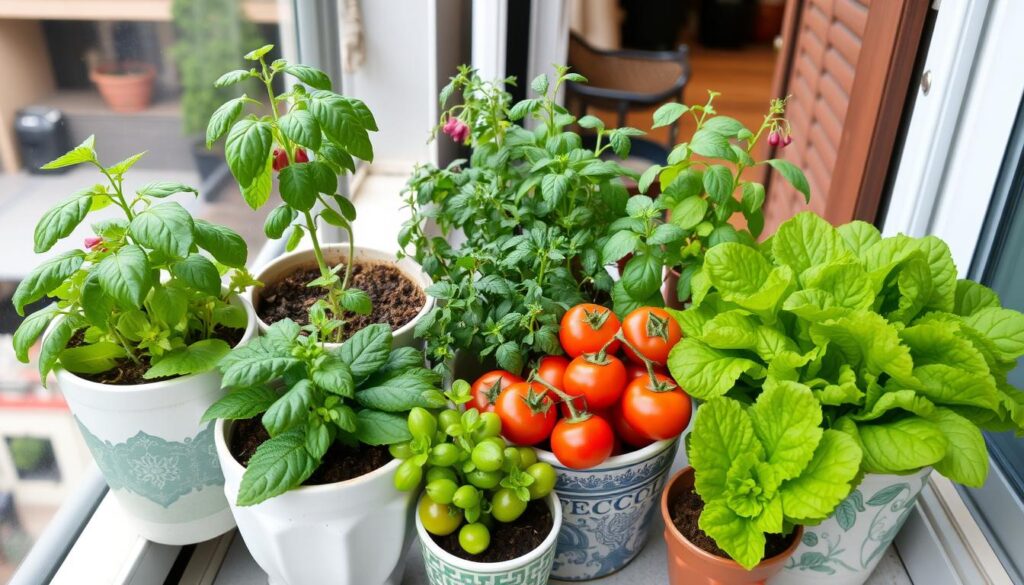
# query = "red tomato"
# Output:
<box><xmin>294</xmin><ymin>148</ymin><xmax>310</xmax><ymax>163</ymax></box>
<box><xmin>621</xmin><ymin>374</ymin><xmax>692</xmax><ymax>441</ymax></box>
<box><xmin>563</xmin><ymin>354</ymin><xmax>627</xmax><ymax>410</ymax></box>
<box><xmin>471</xmin><ymin>370</ymin><xmax>523</xmax><ymax>413</ymax></box>
<box><xmin>621</xmin><ymin>307</ymin><xmax>682</xmax><ymax>366</ymax></box>
<box><xmin>271</xmin><ymin>147</ymin><xmax>289</xmax><ymax>171</ymax></box>
<box><xmin>559</xmin><ymin>303</ymin><xmax>621</xmax><ymax>358</ymax></box>
<box><xmin>624</xmin><ymin>362</ymin><xmax>668</xmax><ymax>381</ymax></box>
<box><xmin>495</xmin><ymin>382</ymin><xmax>558</xmax><ymax>446</ymax></box>
<box><xmin>536</xmin><ymin>356</ymin><xmax>570</xmax><ymax>390</ymax></box>
<box><xmin>550</xmin><ymin>415</ymin><xmax>615</xmax><ymax>469</ymax></box>
<box><xmin>609</xmin><ymin>402</ymin><xmax>654</xmax><ymax>449</ymax></box>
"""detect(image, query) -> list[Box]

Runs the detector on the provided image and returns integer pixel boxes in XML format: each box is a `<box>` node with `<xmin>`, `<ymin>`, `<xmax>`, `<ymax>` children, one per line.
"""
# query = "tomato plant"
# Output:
<box><xmin>495</xmin><ymin>381</ymin><xmax>558</xmax><ymax>446</ymax></box>
<box><xmin>550</xmin><ymin>415</ymin><xmax>615</xmax><ymax>469</ymax></box>
<box><xmin>535</xmin><ymin>355</ymin><xmax>570</xmax><ymax>390</ymax></box>
<box><xmin>470</xmin><ymin>370</ymin><xmax>523</xmax><ymax>412</ymax></box>
<box><xmin>562</xmin><ymin>354</ymin><xmax>627</xmax><ymax>410</ymax></box>
<box><xmin>621</xmin><ymin>373</ymin><xmax>692</xmax><ymax>440</ymax></box>
<box><xmin>559</xmin><ymin>303</ymin><xmax>621</xmax><ymax>358</ymax></box>
<box><xmin>621</xmin><ymin>307</ymin><xmax>682</xmax><ymax>366</ymax></box>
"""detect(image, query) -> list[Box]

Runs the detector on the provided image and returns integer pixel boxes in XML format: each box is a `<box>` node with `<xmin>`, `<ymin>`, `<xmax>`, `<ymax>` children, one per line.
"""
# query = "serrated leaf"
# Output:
<box><xmin>137</xmin><ymin>181</ymin><xmax>199</xmax><ymax>199</ymax></box>
<box><xmin>339</xmin><ymin>287</ymin><xmax>372</xmax><ymax>315</ymax></box>
<box><xmin>95</xmin><ymin>245</ymin><xmax>152</xmax><ymax>307</ymax></box>
<box><xmin>339</xmin><ymin>323</ymin><xmax>392</xmax><ymax>380</ymax></box>
<box><xmin>34</xmin><ymin>191</ymin><xmax>92</xmax><ymax>253</ymax></box>
<box><xmin>601</xmin><ymin>230</ymin><xmax>640</xmax><ymax>264</ymax></box>
<box><xmin>12</xmin><ymin>250</ymin><xmax>84</xmax><ymax>315</ymax></box>
<box><xmin>308</xmin><ymin>91</ymin><xmax>374</xmax><ymax>161</ymax></box>
<box><xmin>206</xmin><ymin>96</ymin><xmax>246</xmax><ymax>148</ymax></box>
<box><xmin>214</xmin><ymin>69</ymin><xmax>255</xmax><ymax>88</ymax></box>
<box><xmin>129</xmin><ymin>201</ymin><xmax>195</xmax><ymax>258</ymax></box>
<box><xmin>41</xmin><ymin>136</ymin><xmax>96</xmax><ymax>170</ymax></box>
<box><xmin>193</xmin><ymin>220</ymin><xmax>247</xmax><ymax>268</ymax></box>
<box><xmin>278</xmin><ymin>110</ymin><xmax>322</xmax><ymax>150</ymax></box>
<box><xmin>652</xmin><ymin>103</ymin><xmax>688</xmax><ymax>128</ymax></box>
<box><xmin>202</xmin><ymin>386</ymin><xmax>278</xmax><ymax>423</ymax></box>
<box><xmin>170</xmin><ymin>254</ymin><xmax>222</xmax><ymax>296</ymax></box>
<box><xmin>779</xmin><ymin>430</ymin><xmax>862</xmax><ymax>522</ymax></box>
<box><xmin>702</xmin><ymin>164</ymin><xmax>734</xmax><ymax>205</ymax></box>
<box><xmin>145</xmin><ymin>339</ymin><xmax>232</xmax><ymax>379</ymax></box>
<box><xmin>355</xmin><ymin>409</ymin><xmax>412</xmax><ymax>445</ymax></box>
<box><xmin>225</xmin><ymin>118</ymin><xmax>273</xmax><ymax>188</ymax></box>
<box><xmin>236</xmin><ymin>429</ymin><xmax>318</xmax><ymax>506</ymax></box>
<box><xmin>263</xmin><ymin>380</ymin><xmax>314</xmax><ymax>436</ymax></box>
<box><xmin>283</xmin><ymin>64</ymin><xmax>332</xmax><ymax>90</ymax></box>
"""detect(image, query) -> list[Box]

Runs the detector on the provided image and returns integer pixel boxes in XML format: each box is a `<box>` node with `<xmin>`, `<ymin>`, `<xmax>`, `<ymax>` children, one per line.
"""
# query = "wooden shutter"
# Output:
<box><xmin>762</xmin><ymin>0</ymin><xmax>930</xmax><ymax>233</ymax></box>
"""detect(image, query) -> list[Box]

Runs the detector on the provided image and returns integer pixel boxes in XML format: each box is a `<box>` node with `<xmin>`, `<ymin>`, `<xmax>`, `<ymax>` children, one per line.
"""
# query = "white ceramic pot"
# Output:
<box><xmin>771</xmin><ymin>468</ymin><xmax>932</xmax><ymax>585</ymax></box>
<box><xmin>537</xmin><ymin>437</ymin><xmax>681</xmax><ymax>580</ymax></box>
<box><xmin>56</xmin><ymin>295</ymin><xmax>257</xmax><ymax>545</ymax></box>
<box><xmin>214</xmin><ymin>419</ymin><xmax>415</xmax><ymax>585</ymax></box>
<box><xmin>250</xmin><ymin>245</ymin><xmax>433</xmax><ymax>348</ymax></box>
<box><xmin>416</xmin><ymin>492</ymin><xmax>561</xmax><ymax>585</ymax></box>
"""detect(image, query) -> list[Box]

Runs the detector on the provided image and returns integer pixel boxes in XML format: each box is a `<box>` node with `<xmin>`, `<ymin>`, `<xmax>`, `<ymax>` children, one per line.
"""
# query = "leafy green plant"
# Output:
<box><xmin>204</xmin><ymin>319</ymin><xmax>446</xmax><ymax>505</ymax></box>
<box><xmin>400</xmin><ymin>66</ymin><xmax>642</xmax><ymax>375</ymax></box>
<box><xmin>390</xmin><ymin>383</ymin><xmax>556</xmax><ymax>554</ymax></box>
<box><xmin>11</xmin><ymin>137</ymin><xmax>255</xmax><ymax>382</ymax></box>
<box><xmin>209</xmin><ymin>44</ymin><xmax>377</xmax><ymax>342</ymax></box>
<box><xmin>689</xmin><ymin>385</ymin><xmax>861</xmax><ymax>569</ymax></box>
<box><xmin>668</xmin><ymin>211</ymin><xmax>1024</xmax><ymax>493</ymax></box>
<box><xmin>607</xmin><ymin>93</ymin><xmax>809</xmax><ymax>312</ymax></box>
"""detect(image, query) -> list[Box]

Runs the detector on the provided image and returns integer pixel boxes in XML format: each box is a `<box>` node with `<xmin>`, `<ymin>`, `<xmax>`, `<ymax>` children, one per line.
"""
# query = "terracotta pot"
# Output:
<box><xmin>89</xmin><ymin>62</ymin><xmax>156</xmax><ymax>113</ymax></box>
<box><xmin>661</xmin><ymin>467</ymin><xmax>801</xmax><ymax>585</ymax></box>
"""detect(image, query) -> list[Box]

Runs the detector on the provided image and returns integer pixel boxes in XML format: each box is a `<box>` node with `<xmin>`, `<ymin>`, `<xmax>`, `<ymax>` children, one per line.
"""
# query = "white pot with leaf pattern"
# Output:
<box><xmin>770</xmin><ymin>468</ymin><xmax>932</xmax><ymax>585</ymax></box>
<box><xmin>56</xmin><ymin>295</ymin><xmax>257</xmax><ymax>545</ymax></box>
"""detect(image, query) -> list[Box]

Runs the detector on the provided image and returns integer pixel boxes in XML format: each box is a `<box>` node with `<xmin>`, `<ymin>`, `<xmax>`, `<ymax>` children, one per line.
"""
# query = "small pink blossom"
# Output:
<box><xmin>782</xmin><ymin>134</ymin><xmax>793</xmax><ymax>147</ymax></box>
<box><xmin>442</xmin><ymin>117</ymin><xmax>470</xmax><ymax>143</ymax></box>
<box><xmin>767</xmin><ymin>131</ymin><xmax>781</xmax><ymax>147</ymax></box>
<box><xmin>84</xmin><ymin>236</ymin><xmax>102</xmax><ymax>250</ymax></box>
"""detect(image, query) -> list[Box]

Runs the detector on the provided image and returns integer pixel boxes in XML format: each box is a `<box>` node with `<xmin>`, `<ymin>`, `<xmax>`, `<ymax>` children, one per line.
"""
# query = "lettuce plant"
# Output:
<box><xmin>204</xmin><ymin>319</ymin><xmax>445</xmax><ymax>505</ymax></box>
<box><xmin>12</xmin><ymin>137</ymin><xmax>255</xmax><ymax>382</ymax></box>
<box><xmin>606</xmin><ymin>93</ymin><xmax>809</xmax><ymax>313</ymax></box>
<box><xmin>669</xmin><ymin>212</ymin><xmax>1024</xmax><ymax>493</ymax></box>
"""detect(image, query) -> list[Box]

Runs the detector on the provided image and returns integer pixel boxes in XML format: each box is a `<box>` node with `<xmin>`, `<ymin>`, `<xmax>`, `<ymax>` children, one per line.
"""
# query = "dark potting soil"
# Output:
<box><xmin>66</xmin><ymin>325</ymin><xmax>244</xmax><ymax>386</ymax></box>
<box><xmin>431</xmin><ymin>499</ymin><xmax>553</xmax><ymax>563</ymax></box>
<box><xmin>257</xmin><ymin>261</ymin><xmax>425</xmax><ymax>341</ymax></box>
<box><xmin>229</xmin><ymin>416</ymin><xmax>392</xmax><ymax>484</ymax></box>
<box><xmin>669</xmin><ymin>483</ymin><xmax>795</xmax><ymax>562</ymax></box>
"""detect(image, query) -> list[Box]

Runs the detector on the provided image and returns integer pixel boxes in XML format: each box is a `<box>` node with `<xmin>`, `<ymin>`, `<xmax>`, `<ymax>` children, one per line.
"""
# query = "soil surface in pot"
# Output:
<box><xmin>669</xmin><ymin>483</ymin><xmax>795</xmax><ymax>561</ymax></box>
<box><xmin>430</xmin><ymin>499</ymin><xmax>553</xmax><ymax>563</ymax></box>
<box><xmin>257</xmin><ymin>261</ymin><xmax>425</xmax><ymax>341</ymax></box>
<box><xmin>66</xmin><ymin>325</ymin><xmax>244</xmax><ymax>386</ymax></box>
<box><xmin>230</xmin><ymin>416</ymin><xmax>392</xmax><ymax>483</ymax></box>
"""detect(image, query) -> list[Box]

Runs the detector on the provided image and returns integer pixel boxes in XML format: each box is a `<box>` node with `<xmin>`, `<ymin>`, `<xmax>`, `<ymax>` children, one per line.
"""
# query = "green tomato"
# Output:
<box><xmin>428</xmin><ymin>443</ymin><xmax>460</xmax><ymax>467</ymax></box>
<box><xmin>439</xmin><ymin>409</ymin><xmax>461</xmax><ymax>433</ymax></box>
<box><xmin>452</xmin><ymin>485</ymin><xmax>481</xmax><ymax>509</ymax></box>
<box><xmin>502</xmin><ymin>447</ymin><xmax>522</xmax><ymax>471</ymax></box>
<box><xmin>471</xmin><ymin>441</ymin><xmax>504</xmax><ymax>472</ymax></box>
<box><xmin>518</xmin><ymin>447</ymin><xmax>538</xmax><ymax>467</ymax></box>
<box><xmin>480</xmin><ymin>436</ymin><xmax>506</xmax><ymax>450</ymax></box>
<box><xmin>426</xmin><ymin>479</ymin><xmax>459</xmax><ymax>505</ymax></box>
<box><xmin>389</xmin><ymin>441</ymin><xmax>413</xmax><ymax>460</ymax></box>
<box><xmin>418</xmin><ymin>498</ymin><xmax>463</xmax><ymax>536</ymax></box>
<box><xmin>466</xmin><ymin>469</ymin><xmax>503</xmax><ymax>490</ymax></box>
<box><xmin>459</xmin><ymin>523</ymin><xmax>491</xmax><ymax>555</ymax></box>
<box><xmin>472</xmin><ymin>412</ymin><xmax>502</xmax><ymax>441</ymax></box>
<box><xmin>491</xmin><ymin>487</ymin><xmax>528</xmax><ymax>523</ymax></box>
<box><xmin>426</xmin><ymin>466</ymin><xmax>458</xmax><ymax>484</ymax></box>
<box><xmin>394</xmin><ymin>459</ymin><xmax>422</xmax><ymax>491</ymax></box>
<box><xmin>408</xmin><ymin>407</ymin><xmax>437</xmax><ymax>440</ymax></box>
<box><xmin>526</xmin><ymin>462</ymin><xmax>557</xmax><ymax>500</ymax></box>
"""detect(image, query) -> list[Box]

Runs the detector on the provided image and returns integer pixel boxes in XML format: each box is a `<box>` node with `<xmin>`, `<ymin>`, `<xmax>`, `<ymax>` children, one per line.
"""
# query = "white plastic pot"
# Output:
<box><xmin>56</xmin><ymin>295</ymin><xmax>257</xmax><ymax>545</ymax></box>
<box><xmin>416</xmin><ymin>492</ymin><xmax>561</xmax><ymax>585</ymax></box>
<box><xmin>215</xmin><ymin>419</ymin><xmax>415</xmax><ymax>585</ymax></box>
<box><xmin>249</xmin><ymin>245</ymin><xmax>433</xmax><ymax>348</ymax></box>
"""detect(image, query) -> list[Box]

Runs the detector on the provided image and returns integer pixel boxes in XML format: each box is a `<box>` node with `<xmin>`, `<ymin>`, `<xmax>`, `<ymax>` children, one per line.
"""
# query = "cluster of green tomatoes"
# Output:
<box><xmin>391</xmin><ymin>404</ymin><xmax>557</xmax><ymax>555</ymax></box>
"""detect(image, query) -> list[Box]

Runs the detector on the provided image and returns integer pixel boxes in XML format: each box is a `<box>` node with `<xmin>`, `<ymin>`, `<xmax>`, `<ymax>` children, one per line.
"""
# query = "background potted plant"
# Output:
<box><xmin>88</xmin><ymin>23</ymin><xmax>157</xmax><ymax>113</ymax></box>
<box><xmin>606</xmin><ymin>93</ymin><xmax>808</xmax><ymax>311</ymax></box>
<box><xmin>209</xmin><ymin>319</ymin><xmax>446</xmax><ymax>585</ymax></box>
<box><xmin>667</xmin><ymin>211</ymin><xmax>1024</xmax><ymax>584</ymax></box>
<box><xmin>210</xmin><ymin>45</ymin><xmax>433</xmax><ymax>347</ymax></box>
<box><xmin>11</xmin><ymin>136</ymin><xmax>258</xmax><ymax>544</ymax></box>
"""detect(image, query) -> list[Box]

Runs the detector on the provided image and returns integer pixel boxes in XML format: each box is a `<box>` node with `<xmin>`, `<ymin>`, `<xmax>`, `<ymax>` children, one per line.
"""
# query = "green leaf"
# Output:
<box><xmin>236</xmin><ymin>429</ymin><xmax>318</xmax><ymax>506</ymax></box>
<box><xmin>34</xmin><ymin>191</ymin><xmax>91</xmax><ymax>253</ymax></box>
<box><xmin>690</xmin><ymin>129</ymin><xmax>734</xmax><ymax>160</ymax></box>
<box><xmin>279</xmin><ymin>162</ymin><xmax>325</xmax><ymax>211</ymax></box>
<box><xmin>578</xmin><ymin>115</ymin><xmax>603</xmax><ymax>130</ymax></box>
<box><xmin>652</xmin><ymin>103</ymin><xmax>688</xmax><ymax>128</ymax></box>
<box><xmin>699</xmin><ymin>500</ymin><xmax>765</xmax><ymax>571</ymax></box>
<box><xmin>837</xmin><ymin>221</ymin><xmax>881</xmax><ymax>256</ymax></box>
<box><xmin>495</xmin><ymin>341</ymin><xmax>525</xmax><ymax>374</ymax></box>
<box><xmin>601</xmin><ymin>230</ymin><xmax>640</xmax><ymax>264</ymax></box>
<box><xmin>39</xmin><ymin>316</ymin><xmax>83</xmax><ymax>382</ymax></box>
<box><xmin>765</xmin><ymin>159</ymin><xmax>810</xmax><ymax>202</ymax></box>
<box><xmin>308</xmin><ymin>91</ymin><xmax>374</xmax><ymax>161</ymax></box>
<box><xmin>690</xmin><ymin>396</ymin><xmax>763</xmax><ymax>500</ymax></box>
<box><xmin>703</xmin><ymin>116</ymin><xmax>746</xmax><ymax>137</ymax></box>
<box><xmin>772</xmin><ymin>212</ymin><xmax>852</xmax><ymax>275</ymax></box>
<box><xmin>282</xmin><ymin>64</ymin><xmax>332</xmax><ymax>90</ymax></box>
<box><xmin>137</xmin><ymin>181</ymin><xmax>199</xmax><ymax>199</ymax></box>
<box><xmin>278</xmin><ymin>110</ymin><xmax>322</xmax><ymax>150</ymax></box>
<box><xmin>13</xmin><ymin>306</ymin><xmax>58</xmax><ymax>362</ymax></box>
<box><xmin>225</xmin><ymin>118</ymin><xmax>273</xmax><ymax>188</ymax></box>
<box><xmin>858</xmin><ymin>416</ymin><xmax>947</xmax><ymax>474</ymax></box>
<box><xmin>356</xmin><ymin>373</ymin><xmax>439</xmax><ymax>412</ymax></box>
<box><xmin>702</xmin><ymin>165</ymin><xmax>734</xmax><ymax>205</ymax></box>
<box><xmin>648</xmin><ymin>223</ymin><xmax>687</xmax><ymax>246</ymax></box>
<box><xmin>703</xmin><ymin>242</ymin><xmax>772</xmax><ymax>295</ymax></box>
<box><xmin>41</xmin><ymin>135</ymin><xmax>96</xmax><ymax>170</ymax></box>
<box><xmin>910</xmin><ymin>364</ymin><xmax>998</xmax><ymax>410</ymax></box>
<box><xmin>107</xmin><ymin>152</ymin><xmax>146</xmax><ymax>176</ymax></box>
<box><xmin>638</xmin><ymin>165</ymin><xmax>662</xmax><ymax>194</ymax></box>
<box><xmin>145</xmin><ymin>339</ymin><xmax>232</xmax><ymax>379</ymax></box>
<box><xmin>667</xmin><ymin>338</ymin><xmax>759</xmax><ymax>400</ymax></box>
<box><xmin>530</xmin><ymin>73</ymin><xmax>548</xmax><ymax>95</ymax></box>
<box><xmin>193</xmin><ymin>220</ymin><xmax>248</xmax><ymax>268</ymax></box>
<box><xmin>58</xmin><ymin>342</ymin><xmax>126</xmax><ymax>374</ymax></box>
<box><xmin>242</xmin><ymin>155</ymin><xmax>273</xmax><ymax>210</ymax></box>
<box><xmin>170</xmin><ymin>254</ymin><xmax>222</xmax><ymax>296</ymax></box>
<box><xmin>622</xmin><ymin>254</ymin><xmax>662</xmax><ymax>299</ymax></box>
<box><xmin>263</xmin><ymin>380</ymin><xmax>314</xmax><ymax>436</ymax></box>
<box><xmin>202</xmin><ymin>386</ymin><xmax>279</xmax><ymax>422</ymax></box>
<box><xmin>354</xmin><ymin>409</ymin><xmax>412</xmax><ymax>445</ymax></box>
<box><xmin>129</xmin><ymin>201</ymin><xmax>195</xmax><ymax>258</ymax></box>
<box><xmin>808</xmin><ymin>312</ymin><xmax>914</xmax><ymax>385</ymax></box>
<box><xmin>671</xmin><ymin>196</ymin><xmax>708</xmax><ymax>230</ymax></box>
<box><xmin>222</xmin><ymin>351</ymin><xmax>301</xmax><ymax>388</ymax></box>
<box><xmin>740</xmin><ymin>182</ymin><xmax>765</xmax><ymax>214</ymax></box>
<box><xmin>312</xmin><ymin>354</ymin><xmax>355</xmax><ymax>396</ymax></box>
<box><xmin>339</xmin><ymin>323</ymin><xmax>392</xmax><ymax>380</ymax></box>
<box><xmin>749</xmin><ymin>382</ymin><xmax>823</xmax><ymax>481</ymax></box>
<box><xmin>244</xmin><ymin>44</ymin><xmax>275</xmax><ymax>60</ymax></box>
<box><xmin>779</xmin><ymin>430</ymin><xmax>862</xmax><ymax>522</ymax></box>
<box><xmin>214</xmin><ymin>69</ymin><xmax>254</xmax><ymax>88</ymax></box>
<box><xmin>80</xmin><ymin>273</ymin><xmax>114</xmax><ymax>326</ymax></box>
<box><xmin>964</xmin><ymin>307</ymin><xmax>1024</xmax><ymax>361</ymax></box>
<box><xmin>264</xmin><ymin>204</ymin><xmax>296</xmax><ymax>239</ymax></box>
<box><xmin>954</xmin><ymin>280</ymin><xmax>1000</xmax><ymax>317</ymax></box>
<box><xmin>94</xmin><ymin>245</ymin><xmax>152</xmax><ymax>307</ymax></box>
<box><xmin>926</xmin><ymin>407</ymin><xmax>988</xmax><ymax>487</ymax></box>
<box><xmin>13</xmin><ymin>250</ymin><xmax>84</xmax><ymax>315</ymax></box>
<box><xmin>206</xmin><ymin>96</ymin><xmax>247</xmax><ymax>148</ymax></box>
<box><xmin>339</xmin><ymin>287</ymin><xmax>372</xmax><ymax>315</ymax></box>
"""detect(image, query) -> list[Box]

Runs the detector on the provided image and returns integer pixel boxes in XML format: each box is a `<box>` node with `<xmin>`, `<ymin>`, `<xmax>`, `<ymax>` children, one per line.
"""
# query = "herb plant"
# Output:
<box><xmin>605</xmin><ymin>93</ymin><xmax>809</xmax><ymax>312</ymax></box>
<box><xmin>669</xmin><ymin>212</ymin><xmax>1024</xmax><ymax>492</ymax></box>
<box><xmin>204</xmin><ymin>320</ymin><xmax>446</xmax><ymax>505</ymax></box>
<box><xmin>400</xmin><ymin>66</ymin><xmax>642</xmax><ymax>375</ymax></box>
<box><xmin>12</xmin><ymin>137</ymin><xmax>255</xmax><ymax>382</ymax></box>
<box><xmin>391</xmin><ymin>381</ymin><xmax>556</xmax><ymax>554</ymax></box>
<box><xmin>209</xmin><ymin>44</ymin><xmax>377</xmax><ymax>342</ymax></box>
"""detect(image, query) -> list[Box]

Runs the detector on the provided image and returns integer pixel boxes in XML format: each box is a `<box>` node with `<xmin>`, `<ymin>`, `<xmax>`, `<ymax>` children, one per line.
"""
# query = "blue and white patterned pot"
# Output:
<box><xmin>416</xmin><ymin>492</ymin><xmax>562</xmax><ymax>585</ymax></box>
<box><xmin>770</xmin><ymin>468</ymin><xmax>932</xmax><ymax>585</ymax></box>
<box><xmin>537</xmin><ymin>438</ymin><xmax>680</xmax><ymax>581</ymax></box>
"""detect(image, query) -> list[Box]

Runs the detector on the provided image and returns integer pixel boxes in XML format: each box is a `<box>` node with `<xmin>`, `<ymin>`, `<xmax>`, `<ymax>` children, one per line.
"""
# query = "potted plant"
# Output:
<box><xmin>209</xmin><ymin>45</ymin><xmax>433</xmax><ymax>346</ymax></box>
<box><xmin>88</xmin><ymin>24</ymin><xmax>157</xmax><ymax>113</ymax></box>
<box><xmin>170</xmin><ymin>0</ymin><xmax>263</xmax><ymax>180</ymax></box>
<box><xmin>10</xmin><ymin>136</ymin><xmax>258</xmax><ymax>544</ymax></box>
<box><xmin>209</xmin><ymin>318</ymin><xmax>446</xmax><ymax>585</ymax></box>
<box><xmin>667</xmin><ymin>211</ymin><xmax>1024</xmax><ymax>584</ymax></box>
<box><xmin>607</xmin><ymin>92</ymin><xmax>807</xmax><ymax>311</ymax></box>
<box><xmin>400</xmin><ymin>66</ymin><xmax>642</xmax><ymax>378</ymax></box>
<box><xmin>389</xmin><ymin>390</ymin><xmax>560</xmax><ymax>584</ymax></box>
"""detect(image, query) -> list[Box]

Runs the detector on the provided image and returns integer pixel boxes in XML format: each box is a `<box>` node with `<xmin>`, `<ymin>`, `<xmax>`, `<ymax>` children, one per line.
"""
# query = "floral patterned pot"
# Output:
<box><xmin>249</xmin><ymin>245</ymin><xmax>433</xmax><ymax>348</ymax></box>
<box><xmin>416</xmin><ymin>492</ymin><xmax>561</xmax><ymax>585</ymax></box>
<box><xmin>55</xmin><ymin>295</ymin><xmax>257</xmax><ymax>545</ymax></box>
<box><xmin>770</xmin><ymin>468</ymin><xmax>932</xmax><ymax>585</ymax></box>
<box><xmin>536</xmin><ymin>437</ymin><xmax>680</xmax><ymax>580</ymax></box>
<box><xmin>215</xmin><ymin>419</ymin><xmax>415</xmax><ymax>585</ymax></box>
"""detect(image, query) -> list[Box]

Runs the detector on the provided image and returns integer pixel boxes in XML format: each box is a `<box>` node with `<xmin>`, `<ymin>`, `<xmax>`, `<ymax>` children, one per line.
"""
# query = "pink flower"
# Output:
<box><xmin>442</xmin><ymin>117</ymin><xmax>470</xmax><ymax>143</ymax></box>
<box><xmin>782</xmin><ymin>134</ymin><xmax>793</xmax><ymax>147</ymax></box>
<box><xmin>84</xmin><ymin>236</ymin><xmax>102</xmax><ymax>250</ymax></box>
<box><xmin>767</xmin><ymin>131</ymin><xmax>781</xmax><ymax>147</ymax></box>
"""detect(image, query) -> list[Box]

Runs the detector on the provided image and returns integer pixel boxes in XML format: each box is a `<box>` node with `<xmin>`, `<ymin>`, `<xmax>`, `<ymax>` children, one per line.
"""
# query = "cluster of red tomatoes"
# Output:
<box><xmin>471</xmin><ymin>304</ymin><xmax>693</xmax><ymax>470</ymax></box>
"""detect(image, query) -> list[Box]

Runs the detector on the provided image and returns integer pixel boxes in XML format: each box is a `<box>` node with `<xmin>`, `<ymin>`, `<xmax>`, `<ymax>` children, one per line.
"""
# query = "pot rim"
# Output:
<box><xmin>661</xmin><ymin>466</ymin><xmax>803</xmax><ymax>568</ymax></box>
<box><xmin>214</xmin><ymin>417</ymin><xmax>402</xmax><ymax>496</ymax></box>
<box><xmin>90</xmin><ymin>61</ymin><xmax>157</xmax><ymax>79</ymax></box>
<box><xmin>54</xmin><ymin>293</ymin><xmax>257</xmax><ymax>394</ymax></box>
<box><xmin>248</xmin><ymin>244</ymin><xmax>434</xmax><ymax>342</ymax></box>
<box><xmin>535</xmin><ymin>435</ymin><xmax>677</xmax><ymax>470</ymax></box>
<box><xmin>414</xmin><ymin>491</ymin><xmax>562</xmax><ymax>573</ymax></box>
